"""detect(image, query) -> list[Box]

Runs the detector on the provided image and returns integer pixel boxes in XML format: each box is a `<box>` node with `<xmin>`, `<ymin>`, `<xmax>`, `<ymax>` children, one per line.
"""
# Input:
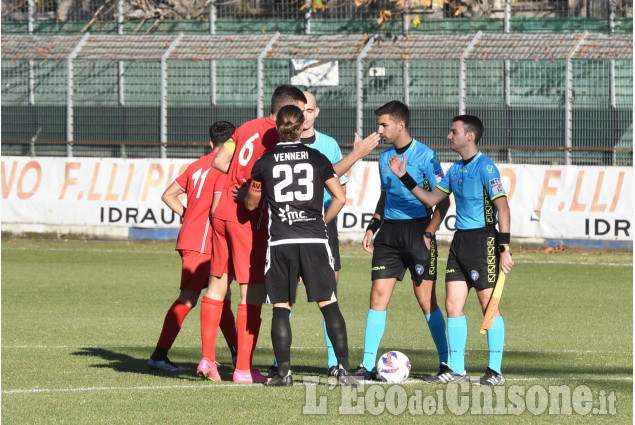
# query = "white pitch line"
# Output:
<box><xmin>4</xmin><ymin>376</ymin><xmax>632</xmax><ymax>395</ymax></box>
<box><xmin>2</xmin><ymin>345</ymin><xmax>631</xmax><ymax>355</ymax></box>
<box><xmin>2</xmin><ymin>247</ymin><xmax>631</xmax><ymax>267</ymax></box>
<box><xmin>506</xmin><ymin>377</ymin><xmax>633</xmax><ymax>382</ymax></box>
<box><xmin>2</xmin><ymin>383</ymin><xmax>255</xmax><ymax>394</ymax></box>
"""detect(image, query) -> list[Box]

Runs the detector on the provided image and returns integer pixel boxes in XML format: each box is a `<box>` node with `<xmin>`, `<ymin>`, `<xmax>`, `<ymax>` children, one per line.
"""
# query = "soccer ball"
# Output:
<box><xmin>376</xmin><ymin>351</ymin><xmax>411</xmax><ymax>383</ymax></box>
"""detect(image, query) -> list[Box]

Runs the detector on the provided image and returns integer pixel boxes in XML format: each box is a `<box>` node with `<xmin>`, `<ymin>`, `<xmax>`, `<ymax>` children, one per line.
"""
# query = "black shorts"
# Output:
<box><xmin>371</xmin><ymin>219</ymin><xmax>437</xmax><ymax>284</ymax></box>
<box><xmin>446</xmin><ymin>226</ymin><xmax>498</xmax><ymax>290</ymax></box>
<box><xmin>265</xmin><ymin>242</ymin><xmax>337</xmax><ymax>304</ymax></box>
<box><xmin>326</xmin><ymin>217</ymin><xmax>341</xmax><ymax>272</ymax></box>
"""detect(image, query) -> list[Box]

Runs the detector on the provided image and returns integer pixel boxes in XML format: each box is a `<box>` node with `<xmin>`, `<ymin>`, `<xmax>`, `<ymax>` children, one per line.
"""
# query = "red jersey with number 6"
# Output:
<box><xmin>213</xmin><ymin>116</ymin><xmax>279</xmax><ymax>224</ymax></box>
<box><xmin>174</xmin><ymin>151</ymin><xmax>226</xmax><ymax>254</ymax></box>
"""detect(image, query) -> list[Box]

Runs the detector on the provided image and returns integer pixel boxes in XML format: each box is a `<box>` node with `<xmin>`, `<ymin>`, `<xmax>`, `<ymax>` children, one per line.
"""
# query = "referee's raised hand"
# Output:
<box><xmin>387</xmin><ymin>154</ymin><xmax>407</xmax><ymax>178</ymax></box>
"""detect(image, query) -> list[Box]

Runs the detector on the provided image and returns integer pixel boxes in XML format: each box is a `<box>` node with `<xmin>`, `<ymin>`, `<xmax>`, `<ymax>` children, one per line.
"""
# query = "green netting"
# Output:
<box><xmin>1</xmin><ymin>30</ymin><xmax>631</xmax><ymax>164</ymax></box>
<box><xmin>1</xmin><ymin>17</ymin><xmax>632</xmax><ymax>35</ymax></box>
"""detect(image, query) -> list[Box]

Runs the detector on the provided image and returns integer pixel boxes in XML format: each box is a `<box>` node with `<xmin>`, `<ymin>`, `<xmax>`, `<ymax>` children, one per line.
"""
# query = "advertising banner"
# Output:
<box><xmin>2</xmin><ymin>157</ymin><xmax>632</xmax><ymax>241</ymax></box>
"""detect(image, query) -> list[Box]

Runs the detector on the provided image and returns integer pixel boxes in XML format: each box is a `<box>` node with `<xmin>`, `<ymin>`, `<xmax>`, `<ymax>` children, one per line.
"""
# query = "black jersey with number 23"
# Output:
<box><xmin>250</xmin><ymin>141</ymin><xmax>337</xmax><ymax>245</ymax></box>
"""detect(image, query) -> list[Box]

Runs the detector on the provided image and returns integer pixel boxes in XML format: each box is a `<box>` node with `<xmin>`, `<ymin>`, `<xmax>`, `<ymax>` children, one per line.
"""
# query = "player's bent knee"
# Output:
<box><xmin>178</xmin><ymin>290</ymin><xmax>200</xmax><ymax>308</ymax></box>
<box><xmin>369</xmin><ymin>292</ymin><xmax>390</xmax><ymax>310</ymax></box>
<box><xmin>317</xmin><ymin>299</ymin><xmax>335</xmax><ymax>308</ymax></box>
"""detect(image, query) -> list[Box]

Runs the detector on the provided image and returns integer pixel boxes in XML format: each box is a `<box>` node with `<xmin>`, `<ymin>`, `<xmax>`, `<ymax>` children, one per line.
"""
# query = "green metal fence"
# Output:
<box><xmin>1</xmin><ymin>32</ymin><xmax>632</xmax><ymax>165</ymax></box>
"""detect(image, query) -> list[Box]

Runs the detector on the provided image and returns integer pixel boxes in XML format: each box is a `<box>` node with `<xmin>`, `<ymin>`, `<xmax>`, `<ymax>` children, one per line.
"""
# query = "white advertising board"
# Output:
<box><xmin>2</xmin><ymin>157</ymin><xmax>632</xmax><ymax>242</ymax></box>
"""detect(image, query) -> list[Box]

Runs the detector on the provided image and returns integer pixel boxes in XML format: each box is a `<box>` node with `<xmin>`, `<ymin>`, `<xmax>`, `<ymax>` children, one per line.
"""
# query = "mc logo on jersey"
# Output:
<box><xmin>278</xmin><ymin>204</ymin><xmax>313</xmax><ymax>226</ymax></box>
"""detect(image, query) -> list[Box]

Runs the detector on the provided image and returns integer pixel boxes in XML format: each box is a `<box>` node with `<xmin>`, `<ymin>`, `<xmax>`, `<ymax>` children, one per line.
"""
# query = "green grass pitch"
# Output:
<box><xmin>1</xmin><ymin>239</ymin><xmax>632</xmax><ymax>424</ymax></box>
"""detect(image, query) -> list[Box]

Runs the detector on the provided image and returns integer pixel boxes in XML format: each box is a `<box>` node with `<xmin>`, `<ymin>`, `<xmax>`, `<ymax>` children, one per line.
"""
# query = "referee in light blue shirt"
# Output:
<box><xmin>354</xmin><ymin>100</ymin><xmax>451</xmax><ymax>381</ymax></box>
<box><xmin>387</xmin><ymin>114</ymin><xmax>515</xmax><ymax>386</ymax></box>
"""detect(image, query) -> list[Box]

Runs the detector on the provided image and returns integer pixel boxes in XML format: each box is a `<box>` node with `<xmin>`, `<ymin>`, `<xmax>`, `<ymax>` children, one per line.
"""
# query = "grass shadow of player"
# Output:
<box><xmin>71</xmin><ymin>347</ymin><xmax>201</xmax><ymax>381</ymax></box>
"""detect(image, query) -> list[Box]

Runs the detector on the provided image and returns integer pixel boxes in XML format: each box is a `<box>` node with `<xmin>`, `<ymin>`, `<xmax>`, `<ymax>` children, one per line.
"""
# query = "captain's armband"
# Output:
<box><xmin>223</xmin><ymin>138</ymin><xmax>237</xmax><ymax>154</ymax></box>
<box><xmin>249</xmin><ymin>180</ymin><xmax>262</xmax><ymax>194</ymax></box>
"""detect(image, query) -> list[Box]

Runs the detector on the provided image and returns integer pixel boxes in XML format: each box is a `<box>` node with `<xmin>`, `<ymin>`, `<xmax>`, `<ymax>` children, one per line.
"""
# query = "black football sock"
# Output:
<box><xmin>151</xmin><ymin>345</ymin><xmax>168</xmax><ymax>361</ymax></box>
<box><xmin>271</xmin><ymin>307</ymin><xmax>292</xmax><ymax>376</ymax></box>
<box><xmin>320</xmin><ymin>302</ymin><xmax>351</xmax><ymax>371</ymax></box>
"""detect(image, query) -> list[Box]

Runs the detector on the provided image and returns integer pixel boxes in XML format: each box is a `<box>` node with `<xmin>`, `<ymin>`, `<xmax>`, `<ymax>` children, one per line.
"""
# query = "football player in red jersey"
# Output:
<box><xmin>148</xmin><ymin>121</ymin><xmax>238</xmax><ymax>372</ymax></box>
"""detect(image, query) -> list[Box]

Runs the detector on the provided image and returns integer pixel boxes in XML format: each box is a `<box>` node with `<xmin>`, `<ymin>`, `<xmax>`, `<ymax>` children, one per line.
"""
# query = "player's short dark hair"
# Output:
<box><xmin>271</xmin><ymin>85</ymin><xmax>307</xmax><ymax>115</ymax></box>
<box><xmin>276</xmin><ymin>105</ymin><xmax>304</xmax><ymax>142</ymax></box>
<box><xmin>453</xmin><ymin>115</ymin><xmax>484</xmax><ymax>144</ymax></box>
<box><xmin>374</xmin><ymin>100</ymin><xmax>410</xmax><ymax>130</ymax></box>
<box><xmin>209</xmin><ymin>120</ymin><xmax>235</xmax><ymax>146</ymax></box>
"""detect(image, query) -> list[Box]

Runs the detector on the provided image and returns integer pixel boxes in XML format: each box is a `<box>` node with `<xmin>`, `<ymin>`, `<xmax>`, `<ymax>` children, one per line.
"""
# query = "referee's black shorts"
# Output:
<box><xmin>445</xmin><ymin>226</ymin><xmax>498</xmax><ymax>290</ymax></box>
<box><xmin>371</xmin><ymin>218</ymin><xmax>437</xmax><ymax>284</ymax></box>
<box><xmin>265</xmin><ymin>242</ymin><xmax>337</xmax><ymax>304</ymax></box>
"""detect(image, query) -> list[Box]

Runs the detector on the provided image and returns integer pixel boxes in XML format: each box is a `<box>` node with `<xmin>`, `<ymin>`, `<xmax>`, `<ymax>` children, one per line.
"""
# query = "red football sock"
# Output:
<box><xmin>200</xmin><ymin>297</ymin><xmax>224</xmax><ymax>361</ymax></box>
<box><xmin>220</xmin><ymin>299</ymin><xmax>238</xmax><ymax>355</ymax></box>
<box><xmin>235</xmin><ymin>303</ymin><xmax>262</xmax><ymax>371</ymax></box>
<box><xmin>157</xmin><ymin>300</ymin><xmax>191</xmax><ymax>350</ymax></box>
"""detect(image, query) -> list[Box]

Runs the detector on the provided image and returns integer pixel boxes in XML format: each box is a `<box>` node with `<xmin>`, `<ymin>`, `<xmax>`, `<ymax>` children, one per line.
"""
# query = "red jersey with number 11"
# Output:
<box><xmin>214</xmin><ymin>117</ymin><xmax>279</xmax><ymax>224</ymax></box>
<box><xmin>174</xmin><ymin>151</ymin><xmax>226</xmax><ymax>254</ymax></box>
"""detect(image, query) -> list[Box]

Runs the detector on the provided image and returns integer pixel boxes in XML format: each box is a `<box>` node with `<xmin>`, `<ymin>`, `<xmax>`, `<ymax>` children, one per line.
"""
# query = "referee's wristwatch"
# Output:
<box><xmin>424</xmin><ymin>231</ymin><xmax>433</xmax><ymax>240</ymax></box>
<box><xmin>498</xmin><ymin>244</ymin><xmax>510</xmax><ymax>253</ymax></box>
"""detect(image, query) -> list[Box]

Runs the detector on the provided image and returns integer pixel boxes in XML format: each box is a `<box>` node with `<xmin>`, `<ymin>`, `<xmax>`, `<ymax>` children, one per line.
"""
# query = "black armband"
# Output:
<box><xmin>399</xmin><ymin>172</ymin><xmax>418</xmax><ymax>191</ymax></box>
<box><xmin>366</xmin><ymin>217</ymin><xmax>382</xmax><ymax>234</ymax></box>
<box><xmin>498</xmin><ymin>232</ymin><xmax>510</xmax><ymax>245</ymax></box>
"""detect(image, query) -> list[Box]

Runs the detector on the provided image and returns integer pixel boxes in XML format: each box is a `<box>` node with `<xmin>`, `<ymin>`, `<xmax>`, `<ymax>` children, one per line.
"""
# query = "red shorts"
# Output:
<box><xmin>211</xmin><ymin>216</ymin><xmax>267</xmax><ymax>284</ymax></box>
<box><xmin>179</xmin><ymin>249</ymin><xmax>211</xmax><ymax>293</ymax></box>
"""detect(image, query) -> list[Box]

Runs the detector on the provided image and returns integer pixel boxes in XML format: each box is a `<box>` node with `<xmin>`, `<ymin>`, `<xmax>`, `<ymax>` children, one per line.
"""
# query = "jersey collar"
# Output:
<box><xmin>462</xmin><ymin>151</ymin><xmax>482</xmax><ymax>166</ymax></box>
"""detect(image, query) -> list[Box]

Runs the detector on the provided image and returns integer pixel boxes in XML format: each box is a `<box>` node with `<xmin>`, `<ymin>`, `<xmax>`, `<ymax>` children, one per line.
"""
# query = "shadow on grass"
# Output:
<box><xmin>70</xmin><ymin>347</ymin><xmax>291</xmax><ymax>382</ymax></box>
<box><xmin>71</xmin><ymin>347</ymin><xmax>203</xmax><ymax>381</ymax></box>
<box><xmin>71</xmin><ymin>345</ymin><xmax>632</xmax><ymax>391</ymax></box>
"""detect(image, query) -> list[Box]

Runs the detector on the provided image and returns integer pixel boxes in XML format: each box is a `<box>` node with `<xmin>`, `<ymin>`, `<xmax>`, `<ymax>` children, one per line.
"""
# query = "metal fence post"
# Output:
<box><xmin>160</xmin><ymin>33</ymin><xmax>184</xmax><ymax>159</ymax></box>
<box><xmin>610</xmin><ymin>57</ymin><xmax>617</xmax><ymax>165</ymax></box>
<box><xmin>565</xmin><ymin>31</ymin><xmax>588</xmax><ymax>166</ymax></box>
<box><xmin>356</xmin><ymin>34</ymin><xmax>377</xmax><ymax>137</ymax></box>
<box><xmin>403</xmin><ymin>12</ymin><xmax>408</xmax><ymax>36</ymax></box>
<box><xmin>210</xmin><ymin>0</ymin><xmax>217</xmax><ymax>107</ymax></box>
<box><xmin>28</xmin><ymin>0</ymin><xmax>36</xmax><ymax>156</ymax></box>
<box><xmin>505</xmin><ymin>0</ymin><xmax>512</xmax><ymax>163</ymax></box>
<box><xmin>257</xmin><ymin>33</ymin><xmax>280</xmax><ymax>119</ymax></box>
<box><xmin>403</xmin><ymin>60</ymin><xmax>410</xmax><ymax>107</ymax></box>
<box><xmin>305</xmin><ymin>7</ymin><xmax>311</xmax><ymax>34</ymax></box>
<box><xmin>504</xmin><ymin>0</ymin><xmax>510</xmax><ymax>33</ymax></box>
<box><xmin>27</xmin><ymin>1</ymin><xmax>36</xmax><ymax>156</ymax></box>
<box><xmin>118</xmin><ymin>0</ymin><xmax>126</xmax><ymax>157</ymax></box>
<box><xmin>28</xmin><ymin>60</ymin><xmax>36</xmax><ymax>157</ymax></box>
<box><xmin>66</xmin><ymin>33</ymin><xmax>90</xmax><ymax>158</ymax></box>
<box><xmin>610</xmin><ymin>0</ymin><xmax>617</xmax><ymax>165</ymax></box>
<box><xmin>28</xmin><ymin>0</ymin><xmax>34</xmax><ymax>33</ymax></box>
<box><xmin>118</xmin><ymin>0</ymin><xmax>124</xmax><ymax>34</ymax></box>
<box><xmin>459</xmin><ymin>32</ymin><xmax>481</xmax><ymax>115</ymax></box>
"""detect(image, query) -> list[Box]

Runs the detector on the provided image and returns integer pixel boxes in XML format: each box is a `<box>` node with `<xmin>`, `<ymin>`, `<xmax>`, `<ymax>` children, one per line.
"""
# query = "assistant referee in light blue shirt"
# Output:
<box><xmin>387</xmin><ymin>114</ymin><xmax>515</xmax><ymax>386</ymax></box>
